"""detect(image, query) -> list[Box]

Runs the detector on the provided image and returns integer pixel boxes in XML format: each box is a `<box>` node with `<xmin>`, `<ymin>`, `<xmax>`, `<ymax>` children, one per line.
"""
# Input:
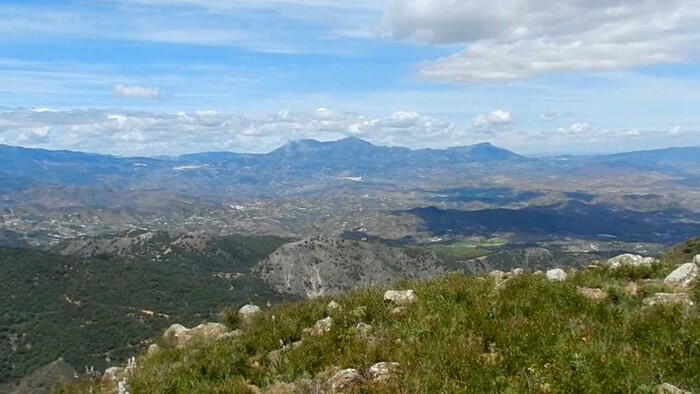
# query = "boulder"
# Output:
<box><xmin>162</xmin><ymin>323</ymin><xmax>230</xmax><ymax>347</ymax></box>
<box><xmin>488</xmin><ymin>270</ymin><xmax>505</xmax><ymax>283</ymax></box>
<box><xmin>664</xmin><ymin>263</ymin><xmax>700</xmax><ymax>288</ymax></box>
<box><xmin>657</xmin><ymin>383</ymin><xmax>692</xmax><ymax>394</ymax></box>
<box><xmin>694</xmin><ymin>254</ymin><xmax>700</xmax><ymax>265</ymax></box>
<box><xmin>304</xmin><ymin>317</ymin><xmax>333</xmax><ymax>337</ymax></box>
<box><xmin>511</xmin><ymin>268</ymin><xmax>525</xmax><ymax>276</ymax></box>
<box><xmin>546</xmin><ymin>268</ymin><xmax>567</xmax><ymax>282</ymax></box>
<box><xmin>238</xmin><ymin>304</ymin><xmax>262</xmax><ymax>324</ymax></box>
<box><xmin>368</xmin><ymin>362</ymin><xmax>401</xmax><ymax>382</ymax></box>
<box><xmin>605</xmin><ymin>254</ymin><xmax>657</xmax><ymax>269</ymax></box>
<box><xmin>147</xmin><ymin>343</ymin><xmax>160</xmax><ymax>355</ymax></box>
<box><xmin>383</xmin><ymin>290</ymin><xmax>417</xmax><ymax>305</ymax></box>
<box><xmin>328</xmin><ymin>369</ymin><xmax>363</xmax><ymax>390</ymax></box>
<box><xmin>326</xmin><ymin>301</ymin><xmax>343</xmax><ymax>315</ymax></box>
<box><xmin>643</xmin><ymin>293</ymin><xmax>695</xmax><ymax>307</ymax></box>
<box><xmin>577</xmin><ymin>287</ymin><xmax>608</xmax><ymax>302</ymax></box>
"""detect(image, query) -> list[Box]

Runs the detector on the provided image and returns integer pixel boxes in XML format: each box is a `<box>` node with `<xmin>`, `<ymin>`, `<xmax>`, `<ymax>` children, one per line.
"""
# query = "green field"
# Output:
<box><xmin>413</xmin><ymin>239</ymin><xmax>505</xmax><ymax>262</ymax></box>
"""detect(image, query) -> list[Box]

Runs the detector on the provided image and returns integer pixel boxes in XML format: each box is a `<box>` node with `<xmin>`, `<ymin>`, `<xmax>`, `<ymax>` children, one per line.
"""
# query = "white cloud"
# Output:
<box><xmin>114</xmin><ymin>84</ymin><xmax>163</xmax><ymax>99</ymax></box>
<box><xmin>473</xmin><ymin>109</ymin><xmax>512</xmax><ymax>128</ymax></box>
<box><xmin>558</xmin><ymin>122</ymin><xmax>592</xmax><ymax>135</ymax></box>
<box><xmin>539</xmin><ymin>111</ymin><xmax>557</xmax><ymax>122</ymax></box>
<box><xmin>385</xmin><ymin>0</ymin><xmax>700</xmax><ymax>82</ymax></box>
<box><xmin>0</xmin><ymin>107</ymin><xmax>458</xmax><ymax>155</ymax></box>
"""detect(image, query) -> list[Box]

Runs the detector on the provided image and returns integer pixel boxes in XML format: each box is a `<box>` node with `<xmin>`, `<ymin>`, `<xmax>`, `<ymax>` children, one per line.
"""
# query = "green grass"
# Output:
<box><xmin>57</xmin><ymin>257</ymin><xmax>700</xmax><ymax>394</ymax></box>
<box><xmin>413</xmin><ymin>239</ymin><xmax>506</xmax><ymax>263</ymax></box>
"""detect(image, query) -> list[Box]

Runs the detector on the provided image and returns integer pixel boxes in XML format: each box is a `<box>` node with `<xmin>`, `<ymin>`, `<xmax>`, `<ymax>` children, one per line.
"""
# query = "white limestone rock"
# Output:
<box><xmin>643</xmin><ymin>293</ymin><xmax>695</xmax><ymax>307</ymax></box>
<box><xmin>657</xmin><ymin>383</ymin><xmax>692</xmax><ymax>394</ymax></box>
<box><xmin>383</xmin><ymin>290</ymin><xmax>417</xmax><ymax>305</ymax></box>
<box><xmin>326</xmin><ymin>301</ymin><xmax>343</xmax><ymax>315</ymax></box>
<box><xmin>368</xmin><ymin>362</ymin><xmax>401</xmax><ymax>382</ymax></box>
<box><xmin>664</xmin><ymin>263</ymin><xmax>700</xmax><ymax>288</ymax></box>
<box><xmin>605</xmin><ymin>254</ymin><xmax>657</xmax><ymax>269</ymax></box>
<box><xmin>162</xmin><ymin>323</ymin><xmax>230</xmax><ymax>347</ymax></box>
<box><xmin>328</xmin><ymin>369</ymin><xmax>363</xmax><ymax>390</ymax></box>
<box><xmin>546</xmin><ymin>268</ymin><xmax>567</xmax><ymax>282</ymax></box>
<box><xmin>304</xmin><ymin>317</ymin><xmax>333</xmax><ymax>337</ymax></box>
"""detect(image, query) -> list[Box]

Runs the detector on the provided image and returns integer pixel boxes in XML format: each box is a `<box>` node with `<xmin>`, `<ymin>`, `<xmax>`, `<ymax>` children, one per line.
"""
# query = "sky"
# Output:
<box><xmin>1</xmin><ymin>0</ymin><xmax>699</xmax><ymax>156</ymax></box>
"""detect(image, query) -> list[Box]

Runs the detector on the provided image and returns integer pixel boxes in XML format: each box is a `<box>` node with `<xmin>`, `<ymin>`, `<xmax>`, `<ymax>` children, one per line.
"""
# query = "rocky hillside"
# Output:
<box><xmin>54</xmin><ymin>230</ymin><xmax>289</xmax><ymax>270</ymax></box>
<box><xmin>460</xmin><ymin>247</ymin><xmax>614</xmax><ymax>273</ymax></box>
<box><xmin>58</xmin><ymin>247</ymin><xmax>700</xmax><ymax>394</ymax></box>
<box><xmin>253</xmin><ymin>236</ymin><xmax>445</xmax><ymax>298</ymax></box>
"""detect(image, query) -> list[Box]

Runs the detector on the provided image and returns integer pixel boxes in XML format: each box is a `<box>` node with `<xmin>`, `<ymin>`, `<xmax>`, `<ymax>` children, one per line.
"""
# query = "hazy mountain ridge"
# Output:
<box><xmin>1</xmin><ymin>139</ymin><xmax>698</xmax><ymax>248</ymax></box>
<box><xmin>3</xmin><ymin>139</ymin><xmax>697</xmax><ymax>192</ymax></box>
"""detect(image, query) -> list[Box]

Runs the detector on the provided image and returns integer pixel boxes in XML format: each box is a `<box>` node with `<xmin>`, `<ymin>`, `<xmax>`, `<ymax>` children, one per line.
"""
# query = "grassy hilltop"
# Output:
<box><xmin>58</xmin><ymin>240</ymin><xmax>700</xmax><ymax>393</ymax></box>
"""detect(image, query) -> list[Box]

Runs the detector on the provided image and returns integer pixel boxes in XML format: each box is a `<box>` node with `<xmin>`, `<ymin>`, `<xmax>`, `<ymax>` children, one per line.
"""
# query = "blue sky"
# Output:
<box><xmin>0</xmin><ymin>0</ymin><xmax>699</xmax><ymax>155</ymax></box>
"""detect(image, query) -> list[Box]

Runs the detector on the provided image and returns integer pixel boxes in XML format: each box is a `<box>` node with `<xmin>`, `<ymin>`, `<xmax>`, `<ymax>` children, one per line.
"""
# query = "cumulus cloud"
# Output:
<box><xmin>0</xmin><ymin>107</ymin><xmax>459</xmax><ymax>155</ymax></box>
<box><xmin>472</xmin><ymin>109</ymin><xmax>512</xmax><ymax>129</ymax></box>
<box><xmin>558</xmin><ymin>122</ymin><xmax>592</xmax><ymax>135</ymax></box>
<box><xmin>113</xmin><ymin>84</ymin><xmax>163</xmax><ymax>99</ymax></box>
<box><xmin>384</xmin><ymin>0</ymin><xmax>700</xmax><ymax>82</ymax></box>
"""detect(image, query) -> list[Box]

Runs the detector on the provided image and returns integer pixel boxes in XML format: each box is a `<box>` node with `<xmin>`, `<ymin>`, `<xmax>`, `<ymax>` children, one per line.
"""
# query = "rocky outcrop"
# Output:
<box><xmin>328</xmin><ymin>369</ymin><xmax>363</xmax><ymax>390</ymax></box>
<box><xmin>304</xmin><ymin>317</ymin><xmax>333</xmax><ymax>337</ymax></box>
<box><xmin>325</xmin><ymin>301</ymin><xmax>342</xmax><ymax>315</ymax></box>
<box><xmin>664</xmin><ymin>263</ymin><xmax>700</xmax><ymax>288</ymax></box>
<box><xmin>643</xmin><ymin>293</ymin><xmax>695</xmax><ymax>307</ymax></box>
<box><xmin>383</xmin><ymin>290</ymin><xmax>417</xmax><ymax>306</ymax></box>
<box><xmin>253</xmin><ymin>236</ymin><xmax>444</xmax><ymax>298</ymax></box>
<box><xmin>604</xmin><ymin>254</ymin><xmax>657</xmax><ymax>269</ymax></box>
<box><xmin>239</xmin><ymin>304</ymin><xmax>263</xmax><ymax>324</ymax></box>
<box><xmin>657</xmin><ymin>383</ymin><xmax>692</xmax><ymax>394</ymax></box>
<box><xmin>546</xmin><ymin>268</ymin><xmax>567</xmax><ymax>282</ymax></box>
<box><xmin>162</xmin><ymin>323</ymin><xmax>230</xmax><ymax>347</ymax></box>
<box><xmin>368</xmin><ymin>362</ymin><xmax>401</xmax><ymax>382</ymax></box>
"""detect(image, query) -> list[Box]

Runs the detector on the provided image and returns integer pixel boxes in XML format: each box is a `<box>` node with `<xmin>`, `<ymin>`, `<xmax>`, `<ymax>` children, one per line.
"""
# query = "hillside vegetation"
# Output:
<box><xmin>57</xmin><ymin>251</ymin><xmax>700</xmax><ymax>393</ymax></box>
<box><xmin>0</xmin><ymin>233</ymin><xmax>292</xmax><ymax>386</ymax></box>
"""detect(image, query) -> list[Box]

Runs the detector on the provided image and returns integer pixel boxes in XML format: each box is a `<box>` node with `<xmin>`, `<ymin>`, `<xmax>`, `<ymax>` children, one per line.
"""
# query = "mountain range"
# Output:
<box><xmin>1</xmin><ymin>138</ymin><xmax>699</xmax><ymax>247</ymax></box>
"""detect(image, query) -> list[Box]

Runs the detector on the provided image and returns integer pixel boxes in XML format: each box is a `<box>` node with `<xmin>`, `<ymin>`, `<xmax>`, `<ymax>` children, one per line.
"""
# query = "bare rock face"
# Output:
<box><xmin>605</xmin><ymin>254</ymin><xmax>657</xmax><ymax>269</ymax></box>
<box><xmin>664</xmin><ymin>263</ymin><xmax>700</xmax><ymax>288</ymax></box>
<box><xmin>383</xmin><ymin>290</ymin><xmax>417</xmax><ymax>305</ymax></box>
<box><xmin>577</xmin><ymin>287</ymin><xmax>608</xmax><ymax>302</ymax></box>
<box><xmin>162</xmin><ymin>323</ymin><xmax>230</xmax><ymax>347</ymax></box>
<box><xmin>643</xmin><ymin>293</ymin><xmax>695</xmax><ymax>307</ymax></box>
<box><xmin>253</xmin><ymin>236</ymin><xmax>444</xmax><ymax>298</ymax></box>
<box><xmin>546</xmin><ymin>268</ymin><xmax>567</xmax><ymax>282</ymax></box>
<box><xmin>368</xmin><ymin>362</ymin><xmax>401</xmax><ymax>382</ymax></box>
<box><xmin>328</xmin><ymin>369</ymin><xmax>363</xmax><ymax>390</ymax></box>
